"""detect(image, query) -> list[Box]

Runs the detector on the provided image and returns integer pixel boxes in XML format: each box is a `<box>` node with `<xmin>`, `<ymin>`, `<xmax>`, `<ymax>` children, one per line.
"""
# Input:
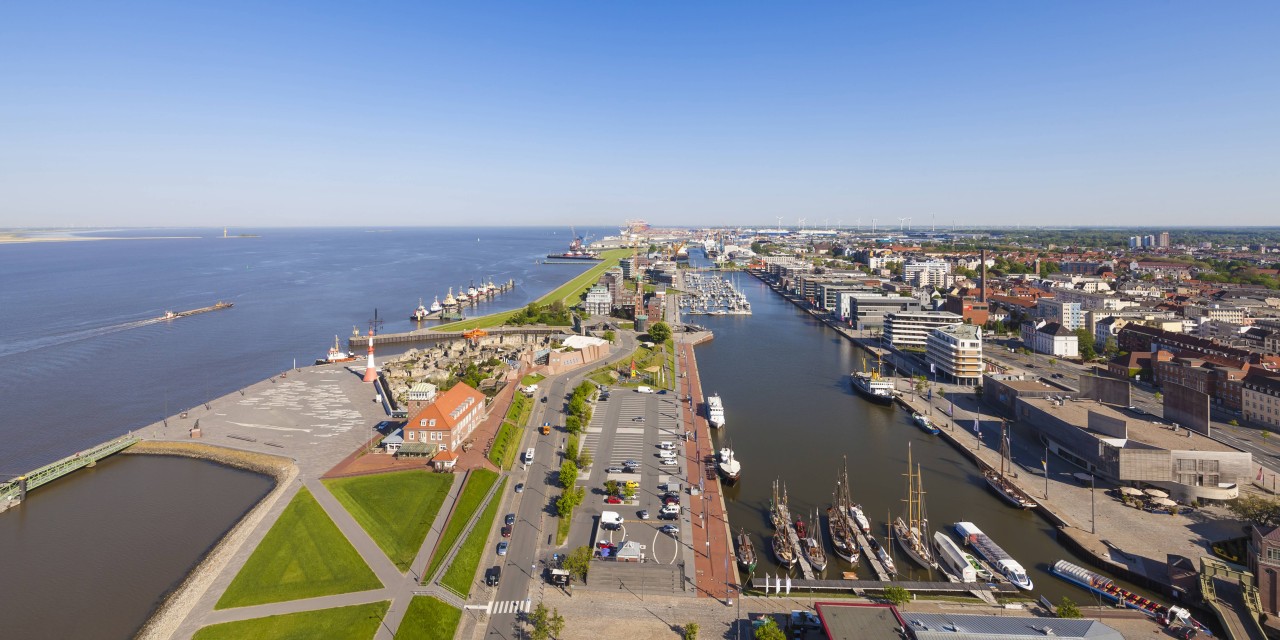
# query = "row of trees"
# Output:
<box><xmin>564</xmin><ymin>381</ymin><xmax>595</xmax><ymax>434</ymax></box>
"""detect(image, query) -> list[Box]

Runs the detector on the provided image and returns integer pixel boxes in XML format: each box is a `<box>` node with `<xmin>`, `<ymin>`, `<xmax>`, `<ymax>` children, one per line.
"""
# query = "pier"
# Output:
<box><xmin>0</xmin><ymin>433</ymin><xmax>139</xmax><ymax>508</ymax></box>
<box><xmin>851</xmin><ymin>528</ymin><xmax>893</xmax><ymax>581</ymax></box>
<box><xmin>349</xmin><ymin>325</ymin><xmax>571</xmax><ymax>349</ymax></box>
<box><xmin>784</xmin><ymin>523</ymin><xmax>816</xmax><ymax>580</ymax></box>
<box><xmin>758</xmin><ymin>576</ymin><xmax>1018</xmax><ymax>596</ymax></box>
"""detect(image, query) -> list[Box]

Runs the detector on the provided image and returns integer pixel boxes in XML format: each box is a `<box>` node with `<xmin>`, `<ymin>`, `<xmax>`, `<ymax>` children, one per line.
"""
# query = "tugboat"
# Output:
<box><xmin>429</xmin><ymin>296</ymin><xmax>443</xmax><ymax>314</ymax></box>
<box><xmin>315</xmin><ymin>335</ymin><xmax>357</xmax><ymax>365</ymax></box>
<box><xmin>411</xmin><ymin>298</ymin><xmax>430</xmax><ymax>321</ymax></box>
<box><xmin>717</xmin><ymin>447</ymin><xmax>741</xmax><ymax>483</ymax></box>
<box><xmin>455</xmin><ymin>286</ymin><xmax>470</xmax><ymax>305</ymax></box>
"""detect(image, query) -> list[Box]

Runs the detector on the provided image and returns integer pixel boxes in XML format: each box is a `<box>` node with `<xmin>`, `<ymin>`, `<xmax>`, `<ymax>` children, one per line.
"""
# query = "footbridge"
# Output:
<box><xmin>1</xmin><ymin>433</ymin><xmax>139</xmax><ymax>505</ymax></box>
<box><xmin>1201</xmin><ymin>556</ymin><xmax>1268</xmax><ymax>640</ymax></box>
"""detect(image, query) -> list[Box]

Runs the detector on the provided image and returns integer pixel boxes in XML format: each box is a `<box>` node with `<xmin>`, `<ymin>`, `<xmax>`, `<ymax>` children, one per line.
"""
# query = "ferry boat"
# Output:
<box><xmin>1050</xmin><ymin>560</ymin><xmax>1209</xmax><ymax>633</ymax></box>
<box><xmin>707</xmin><ymin>393</ymin><xmax>725</xmax><ymax>428</ymax></box>
<box><xmin>717</xmin><ymin>448</ymin><xmax>741</xmax><ymax>483</ymax></box>
<box><xmin>850</xmin><ymin>371</ymin><xmax>895</xmax><ymax>404</ymax></box>
<box><xmin>736</xmin><ymin>529</ymin><xmax>757</xmax><ymax>575</ymax></box>
<box><xmin>912</xmin><ymin>413</ymin><xmax>940</xmax><ymax>435</ymax></box>
<box><xmin>953</xmin><ymin>522</ymin><xmax>1033</xmax><ymax>590</ymax></box>
<box><xmin>411</xmin><ymin>298</ymin><xmax>430</xmax><ymax>321</ymax></box>
<box><xmin>933</xmin><ymin>531</ymin><xmax>990</xmax><ymax>583</ymax></box>
<box><xmin>315</xmin><ymin>335</ymin><xmax>357</xmax><ymax>365</ymax></box>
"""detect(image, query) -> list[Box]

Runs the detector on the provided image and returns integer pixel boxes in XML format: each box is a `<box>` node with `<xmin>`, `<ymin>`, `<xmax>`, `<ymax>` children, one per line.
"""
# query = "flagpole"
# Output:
<box><xmin>1044</xmin><ymin>445</ymin><xmax>1050</xmax><ymax>499</ymax></box>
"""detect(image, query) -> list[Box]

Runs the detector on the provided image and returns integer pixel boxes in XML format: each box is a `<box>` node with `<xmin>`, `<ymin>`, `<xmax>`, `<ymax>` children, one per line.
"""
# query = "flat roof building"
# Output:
<box><xmin>927</xmin><ymin>323</ymin><xmax>983</xmax><ymax>385</ymax></box>
<box><xmin>884</xmin><ymin>310</ymin><xmax>962</xmax><ymax>348</ymax></box>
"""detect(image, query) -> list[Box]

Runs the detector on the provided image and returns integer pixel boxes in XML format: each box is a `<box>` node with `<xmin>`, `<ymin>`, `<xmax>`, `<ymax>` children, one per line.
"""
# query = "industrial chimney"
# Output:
<box><xmin>980</xmin><ymin>249</ymin><xmax>988</xmax><ymax>303</ymax></box>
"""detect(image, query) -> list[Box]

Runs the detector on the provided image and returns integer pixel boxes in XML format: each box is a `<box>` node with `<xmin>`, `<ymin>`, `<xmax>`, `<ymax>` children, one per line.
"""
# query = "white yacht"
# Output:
<box><xmin>717</xmin><ymin>448</ymin><xmax>741</xmax><ymax>482</ymax></box>
<box><xmin>707</xmin><ymin>393</ymin><xmax>725</xmax><ymax>428</ymax></box>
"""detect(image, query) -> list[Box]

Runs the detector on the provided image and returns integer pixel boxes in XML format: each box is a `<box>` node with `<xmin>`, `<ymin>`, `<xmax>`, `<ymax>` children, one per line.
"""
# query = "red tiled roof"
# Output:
<box><xmin>408</xmin><ymin>382</ymin><xmax>485</xmax><ymax>432</ymax></box>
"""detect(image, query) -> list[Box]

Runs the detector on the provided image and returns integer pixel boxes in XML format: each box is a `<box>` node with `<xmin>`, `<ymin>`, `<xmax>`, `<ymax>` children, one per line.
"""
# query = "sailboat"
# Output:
<box><xmin>802</xmin><ymin>509</ymin><xmax>828</xmax><ymax>572</ymax></box>
<box><xmin>893</xmin><ymin>444</ymin><xmax>940</xmax><ymax>572</ymax></box>
<box><xmin>984</xmin><ymin>419</ymin><xmax>1038</xmax><ymax>509</ymax></box>
<box><xmin>827</xmin><ymin>457</ymin><xmax>861</xmax><ymax>564</ymax></box>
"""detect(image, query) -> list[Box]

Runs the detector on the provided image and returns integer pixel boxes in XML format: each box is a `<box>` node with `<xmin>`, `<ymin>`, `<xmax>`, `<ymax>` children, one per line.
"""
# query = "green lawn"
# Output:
<box><xmin>436</xmin><ymin>248</ymin><xmax>631</xmax><ymax>331</ymax></box>
<box><xmin>196</xmin><ymin>601</ymin><xmax>389</xmax><ymax>640</ymax></box>
<box><xmin>394</xmin><ymin>596</ymin><xmax>461</xmax><ymax>640</ymax></box>
<box><xmin>488</xmin><ymin>421</ymin><xmax>521</xmax><ymax>470</ymax></box>
<box><xmin>425</xmin><ymin>468</ymin><xmax>500</xmax><ymax>580</ymax></box>
<box><xmin>323</xmin><ymin>470</ymin><xmax>455</xmax><ymax>572</ymax></box>
<box><xmin>441</xmin><ymin>478</ymin><xmax>507</xmax><ymax>596</ymax></box>
<box><xmin>556</xmin><ymin>500</ymin><xmax>574</xmax><ymax>545</ymax></box>
<box><xmin>520</xmin><ymin>373</ymin><xmax>545</xmax><ymax>386</ymax></box>
<box><xmin>504</xmin><ymin>394</ymin><xmax>529</xmax><ymax>425</ymax></box>
<box><xmin>216</xmin><ymin>487</ymin><xmax>382</xmax><ymax>609</ymax></box>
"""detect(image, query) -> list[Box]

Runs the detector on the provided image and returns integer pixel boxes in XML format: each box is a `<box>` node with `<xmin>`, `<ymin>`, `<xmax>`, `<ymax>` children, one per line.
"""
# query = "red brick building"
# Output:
<box><xmin>404</xmin><ymin>382</ymin><xmax>486</xmax><ymax>454</ymax></box>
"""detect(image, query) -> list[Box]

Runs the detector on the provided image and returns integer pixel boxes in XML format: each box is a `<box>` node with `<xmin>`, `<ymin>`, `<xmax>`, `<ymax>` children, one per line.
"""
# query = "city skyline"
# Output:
<box><xmin>2</xmin><ymin>2</ymin><xmax>1278</xmax><ymax>228</ymax></box>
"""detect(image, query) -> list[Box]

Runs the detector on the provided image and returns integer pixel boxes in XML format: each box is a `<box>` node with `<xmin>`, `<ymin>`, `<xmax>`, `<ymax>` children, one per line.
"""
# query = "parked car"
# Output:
<box><xmin>605</xmin><ymin>496</ymin><xmax>622</xmax><ymax>504</ymax></box>
<box><xmin>638</xmin><ymin>509</ymin><xmax>650</xmax><ymax>520</ymax></box>
<box><xmin>623</xmin><ymin>459</ymin><xmax>639</xmax><ymax>468</ymax></box>
<box><xmin>497</xmin><ymin>541</ymin><xmax>509</xmax><ymax>556</ymax></box>
<box><xmin>515</xmin><ymin>483</ymin><xmax>524</xmax><ymax>493</ymax></box>
<box><xmin>505</xmin><ymin>513</ymin><xmax>516</xmax><ymax>526</ymax></box>
<box><xmin>605</xmin><ymin>466</ymin><xmax>624</xmax><ymax>474</ymax></box>
<box><xmin>486</xmin><ymin>566</ymin><xmax>502</xmax><ymax>586</ymax></box>
<box><xmin>541</xmin><ymin>396</ymin><xmax>548</xmax><ymax>403</ymax></box>
<box><xmin>660</xmin><ymin>524</ymin><xmax>679</xmax><ymax>535</ymax></box>
<box><xmin>501</xmin><ymin>525</ymin><xmax>512</xmax><ymax>538</ymax></box>
<box><xmin>658</xmin><ymin>510</ymin><xmax>679</xmax><ymax>520</ymax></box>
<box><xmin>663</xmin><ymin>495</ymin><xmax>680</xmax><ymax>505</ymax></box>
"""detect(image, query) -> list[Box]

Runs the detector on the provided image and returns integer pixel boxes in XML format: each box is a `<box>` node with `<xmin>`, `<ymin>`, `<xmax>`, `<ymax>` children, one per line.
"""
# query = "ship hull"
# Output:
<box><xmin>893</xmin><ymin>519</ymin><xmax>937</xmax><ymax>571</ymax></box>
<box><xmin>985</xmin><ymin>473</ymin><xmax>1037</xmax><ymax>508</ymax></box>
<box><xmin>851</xmin><ymin>379</ymin><xmax>895</xmax><ymax>405</ymax></box>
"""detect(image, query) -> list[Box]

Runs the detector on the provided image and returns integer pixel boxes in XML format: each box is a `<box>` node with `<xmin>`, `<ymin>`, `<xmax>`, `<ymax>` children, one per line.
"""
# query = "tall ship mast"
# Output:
<box><xmin>769</xmin><ymin>479</ymin><xmax>795</xmax><ymax>567</ymax></box>
<box><xmin>826</xmin><ymin>457</ymin><xmax>861</xmax><ymax>564</ymax></box>
<box><xmin>893</xmin><ymin>444</ymin><xmax>939</xmax><ymax>572</ymax></box>
<box><xmin>984</xmin><ymin>419</ymin><xmax>1038</xmax><ymax>509</ymax></box>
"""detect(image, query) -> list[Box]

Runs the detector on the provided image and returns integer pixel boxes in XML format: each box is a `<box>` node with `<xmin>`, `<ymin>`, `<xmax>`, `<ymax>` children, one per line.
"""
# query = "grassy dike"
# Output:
<box><xmin>435</xmin><ymin>248</ymin><xmax>632</xmax><ymax>331</ymax></box>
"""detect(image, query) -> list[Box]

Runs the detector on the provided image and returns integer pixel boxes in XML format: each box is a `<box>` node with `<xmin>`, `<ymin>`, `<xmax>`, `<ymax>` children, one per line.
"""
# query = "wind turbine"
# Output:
<box><xmin>775</xmin><ymin>216</ymin><xmax>783</xmax><ymax>230</ymax></box>
<box><xmin>898</xmin><ymin>217</ymin><xmax>910</xmax><ymax>232</ymax></box>
<box><xmin>798</xmin><ymin>217</ymin><xmax>806</xmax><ymax>230</ymax></box>
<box><xmin>824</xmin><ymin>218</ymin><xmax>830</xmax><ymax>230</ymax></box>
<box><xmin>872</xmin><ymin>218</ymin><xmax>877</xmax><ymax>233</ymax></box>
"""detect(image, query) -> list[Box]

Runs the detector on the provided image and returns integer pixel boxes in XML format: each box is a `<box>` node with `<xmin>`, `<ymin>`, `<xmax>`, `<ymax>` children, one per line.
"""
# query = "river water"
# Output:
<box><xmin>688</xmin><ymin>256</ymin><xmax>1121</xmax><ymax>603</ymax></box>
<box><xmin>0</xmin><ymin>227</ymin><xmax>606</xmax><ymax>638</ymax></box>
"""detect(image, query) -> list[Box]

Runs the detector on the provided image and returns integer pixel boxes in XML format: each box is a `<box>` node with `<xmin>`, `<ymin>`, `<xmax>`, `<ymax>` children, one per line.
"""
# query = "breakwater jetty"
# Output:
<box><xmin>349</xmin><ymin>325</ymin><xmax>572</xmax><ymax>349</ymax></box>
<box><xmin>0</xmin><ymin>433</ymin><xmax>139</xmax><ymax>511</ymax></box>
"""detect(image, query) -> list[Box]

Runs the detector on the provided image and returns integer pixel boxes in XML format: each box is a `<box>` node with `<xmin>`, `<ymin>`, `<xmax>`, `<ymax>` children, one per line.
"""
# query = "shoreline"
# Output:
<box><xmin>125</xmin><ymin>442</ymin><xmax>298</xmax><ymax>640</ymax></box>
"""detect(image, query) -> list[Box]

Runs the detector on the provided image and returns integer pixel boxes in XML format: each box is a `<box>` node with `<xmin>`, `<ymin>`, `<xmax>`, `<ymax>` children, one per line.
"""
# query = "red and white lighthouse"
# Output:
<box><xmin>363</xmin><ymin>329</ymin><xmax>378</xmax><ymax>383</ymax></box>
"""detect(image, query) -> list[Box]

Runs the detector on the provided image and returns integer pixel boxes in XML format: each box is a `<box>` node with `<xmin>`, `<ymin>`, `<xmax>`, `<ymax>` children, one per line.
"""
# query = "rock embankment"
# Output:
<box><xmin>127</xmin><ymin>441</ymin><xmax>297</xmax><ymax>640</ymax></box>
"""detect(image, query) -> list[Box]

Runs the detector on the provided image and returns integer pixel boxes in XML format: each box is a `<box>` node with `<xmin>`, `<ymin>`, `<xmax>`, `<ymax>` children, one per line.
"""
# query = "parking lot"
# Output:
<box><xmin>569</xmin><ymin>387</ymin><xmax>695</xmax><ymax>590</ymax></box>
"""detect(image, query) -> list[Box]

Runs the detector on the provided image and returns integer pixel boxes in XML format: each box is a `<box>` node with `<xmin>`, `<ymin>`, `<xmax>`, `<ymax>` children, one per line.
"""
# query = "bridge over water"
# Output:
<box><xmin>1</xmin><ymin>433</ymin><xmax>139</xmax><ymax>507</ymax></box>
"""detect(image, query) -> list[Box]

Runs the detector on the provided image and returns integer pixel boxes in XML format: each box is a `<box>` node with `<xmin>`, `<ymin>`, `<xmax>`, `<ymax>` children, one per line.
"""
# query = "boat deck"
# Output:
<box><xmin>852</xmin><ymin>528</ymin><xmax>893</xmax><ymax>581</ymax></box>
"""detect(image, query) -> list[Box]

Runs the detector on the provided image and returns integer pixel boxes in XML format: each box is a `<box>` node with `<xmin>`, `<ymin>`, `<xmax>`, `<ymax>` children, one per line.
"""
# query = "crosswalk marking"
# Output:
<box><xmin>491</xmin><ymin>599</ymin><xmax>530</xmax><ymax>614</ymax></box>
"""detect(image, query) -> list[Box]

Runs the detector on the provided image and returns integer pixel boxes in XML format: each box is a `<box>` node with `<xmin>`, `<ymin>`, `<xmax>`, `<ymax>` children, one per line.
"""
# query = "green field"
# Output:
<box><xmin>424</xmin><ymin>468</ymin><xmax>499</xmax><ymax>580</ymax></box>
<box><xmin>394</xmin><ymin>596</ymin><xmax>462</xmax><ymax>640</ymax></box>
<box><xmin>195</xmin><ymin>602</ymin><xmax>388</xmax><ymax>640</ymax></box>
<box><xmin>436</xmin><ymin>248</ymin><xmax>632</xmax><ymax>331</ymax></box>
<box><xmin>216</xmin><ymin>487</ymin><xmax>382</xmax><ymax>609</ymax></box>
<box><xmin>520</xmin><ymin>373</ymin><xmax>545</xmax><ymax>386</ymax></box>
<box><xmin>503</xmin><ymin>393</ymin><xmax>533</xmax><ymax>427</ymax></box>
<box><xmin>324</xmin><ymin>470</ymin><xmax>455</xmax><ymax>572</ymax></box>
<box><xmin>441</xmin><ymin>478</ymin><xmax>507</xmax><ymax>596</ymax></box>
<box><xmin>487</xmin><ymin>421</ymin><xmax>521</xmax><ymax>470</ymax></box>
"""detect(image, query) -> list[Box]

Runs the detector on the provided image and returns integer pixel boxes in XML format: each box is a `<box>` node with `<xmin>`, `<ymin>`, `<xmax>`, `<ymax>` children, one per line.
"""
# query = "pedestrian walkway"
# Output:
<box><xmin>490</xmin><ymin>599</ymin><xmax>531</xmax><ymax>614</ymax></box>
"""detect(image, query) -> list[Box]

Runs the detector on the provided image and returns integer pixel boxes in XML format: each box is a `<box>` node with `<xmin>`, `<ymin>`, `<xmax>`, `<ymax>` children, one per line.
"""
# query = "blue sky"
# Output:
<box><xmin>1</xmin><ymin>2</ymin><xmax>1277</xmax><ymax>228</ymax></box>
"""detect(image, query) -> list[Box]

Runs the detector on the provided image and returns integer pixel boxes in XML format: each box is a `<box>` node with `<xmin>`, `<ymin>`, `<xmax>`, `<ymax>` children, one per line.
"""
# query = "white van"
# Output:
<box><xmin>659</xmin><ymin>449</ymin><xmax>678</xmax><ymax>459</ymax></box>
<box><xmin>636</xmin><ymin>386</ymin><xmax>655</xmax><ymax>394</ymax></box>
<box><xmin>601</xmin><ymin>511</ymin><xmax>624</xmax><ymax>528</ymax></box>
<box><xmin>657</xmin><ymin>441</ymin><xmax>676</xmax><ymax>450</ymax></box>
<box><xmin>660</xmin><ymin>504</ymin><xmax>680</xmax><ymax>516</ymax></box>
<box><xmin>524</xmin><ymin>448</ymin><xmax>536</xmax><ymax>464</ymax></box>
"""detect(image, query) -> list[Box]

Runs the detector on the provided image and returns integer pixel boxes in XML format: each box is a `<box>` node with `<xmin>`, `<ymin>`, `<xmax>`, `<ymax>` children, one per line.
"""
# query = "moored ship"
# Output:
<box><xmin>827</xmin><ymin>457</ymin><xmax>861</xmax><ymax>564</ymax></box>
<box><xmin>411</xmin><ymin>298</ymin><xmax>430</xmax><ymax>321</ymax></box>
<box><xmin>893</xmin><ymin>444</ymin><xmax>939</xmax><ymax>572</ymax></box>
<box><xmin>547</xmin><ymin>228</ymin><xmax>601</xmax><ymax>260</ymax></box>
<box><xmin>736</xmin><ymin>529</ymin><xmax>758</xmax><ymax>575</ymax></box>
<box><xmin>315</xmin><ymin>335</ymin><xmax>357</xmax><ymax>365</ymax></box>
<box><xmin>1051</xmin><ymin>560</ymin><xmax>1208</xmax><ymax>632</ymax></box>
<box><xmin>933</xmin><ymin>531</ymin><xmax>990</xmax><ymax>583</ymax></box>
<box><xmin>707</xmin><ymin>393</ymin><xmax>725</xmax><ymax>428</ymax></box>
<box><xmin>986</xmin><ymin>420</ymin><xmax>1037</xmax><ymax>508</ymax></box>
<box><xmin>912</xmin><ymin>412</ymin><xmax>940</xmax><ymax>435</ymax></box>
<box><xmin>954</xmin><ymin>521</ymin><xmax>1033</xmax><ymax>590</ymax></box>
<box><xmin>717</xmin><ymin>447</ymin><xmax>741</xmax><ymax>482</ymax></box>
<box><xmin>850</xmin><ymin>371</ymin><xmax>895</xmax><ymax>404</ymax></box>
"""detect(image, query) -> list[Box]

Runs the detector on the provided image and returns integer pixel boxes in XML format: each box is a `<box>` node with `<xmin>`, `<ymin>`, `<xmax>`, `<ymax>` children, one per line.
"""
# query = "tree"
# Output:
<box><xmin>564</xmin><ymin>545</ymin><xmax>592</xmax><ymax>581</ymax></box>
<box><xmin>560</xmin><ymin>460</ymin><xmax>579</xmax><ymax>489</ymax></box>
<box><xmin>1154</xmin><ymin>391</ymin><xmax>1163</xmax><ymax>403</ymax></box>
<box><xmin>648</xmin><ymin>321</ymin><xmax>672</xmax><ymax>344</ymax></box>
<box><xmin>565</xmin><ymin>437</ymin><xmax>579</xmax><ymax>463</ymax></box>
<box><xmin>682</xmin><ymin>622</ymin><xmax>699</xmax><ymax>640</ymax></box>
<box><xmin>1057</xmin><ymin>597</ymin><xmax>1082</xmax><ymax>619</ymax></box>
<box><xmin>604</xmin><ymin>479</ymin><xmax>619</xmax><ymax>496</ymax></box>
<box><xmin>564</xmin><ymin>415</ymin><xmax>582</xmax><ymax>434</ymax></box>
<box><xmin>1075</xmin><ymin>328</ymin><xmax>1097</xmax><ymax>361</ymax></box>
<box><xmin>974</xmin><ymin>384</ymin><xmax>984</xmax><ymax>399</ymax></box>
<box><xmin>576</xmin><ymin>448</ymin><xmax>592</xmax><ymax>469</ymax></box>
<box><xmin>912</xmin><ymin>375</ymin><xmax>928</xmax><ymax>396</ymax></box>
<box><xmin>1228</xmin><ymin>494</ymin><xmax>1280</xmax><ymax>527</ymax></box>
<box><xmin>529</xmin><ymin>603</ymin><xmax>550</xmax><ymax>640</ymax></box>
<box><xmin>603</xmin><ymin>330</ymin><xmax>616</xmax><ymax>343</ymax></box>
<box><xmin>753</xmin><ymin>618</ymin><xmax>785</xmax><ymax>640</ymax></box>
<box><xmin>549</xmin><ymin>608</ymin><xmax>565</xmax><ymax>639</ymax></box>
<box><xmin>622</xmin><ymin>484</ymin><xmax>636</xmax><ymax>500</ymax></box>
<box><xmin>1103</xmin><ymin>336</ymin><xmax>1119</xmax><ymax>359</ymax></box>
<box><xmin>882</xmin><ymin>585</ymin><xmax>911</xmax><ymax>607</ymax></box>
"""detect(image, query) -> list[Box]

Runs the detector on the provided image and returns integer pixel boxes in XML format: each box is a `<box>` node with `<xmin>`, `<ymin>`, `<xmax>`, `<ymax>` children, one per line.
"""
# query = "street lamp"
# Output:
<box><xmin>1090</xmin><ymin>473</ymin><xmax>1096</xmax><ymax>534</ymax></box>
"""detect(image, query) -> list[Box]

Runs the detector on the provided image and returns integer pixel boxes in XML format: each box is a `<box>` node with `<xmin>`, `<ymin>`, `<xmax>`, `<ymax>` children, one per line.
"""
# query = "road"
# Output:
<box><xmin>483</xmin><ymin>333</ymin><xmax>636</xmax><ymax>640</ymax></box>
